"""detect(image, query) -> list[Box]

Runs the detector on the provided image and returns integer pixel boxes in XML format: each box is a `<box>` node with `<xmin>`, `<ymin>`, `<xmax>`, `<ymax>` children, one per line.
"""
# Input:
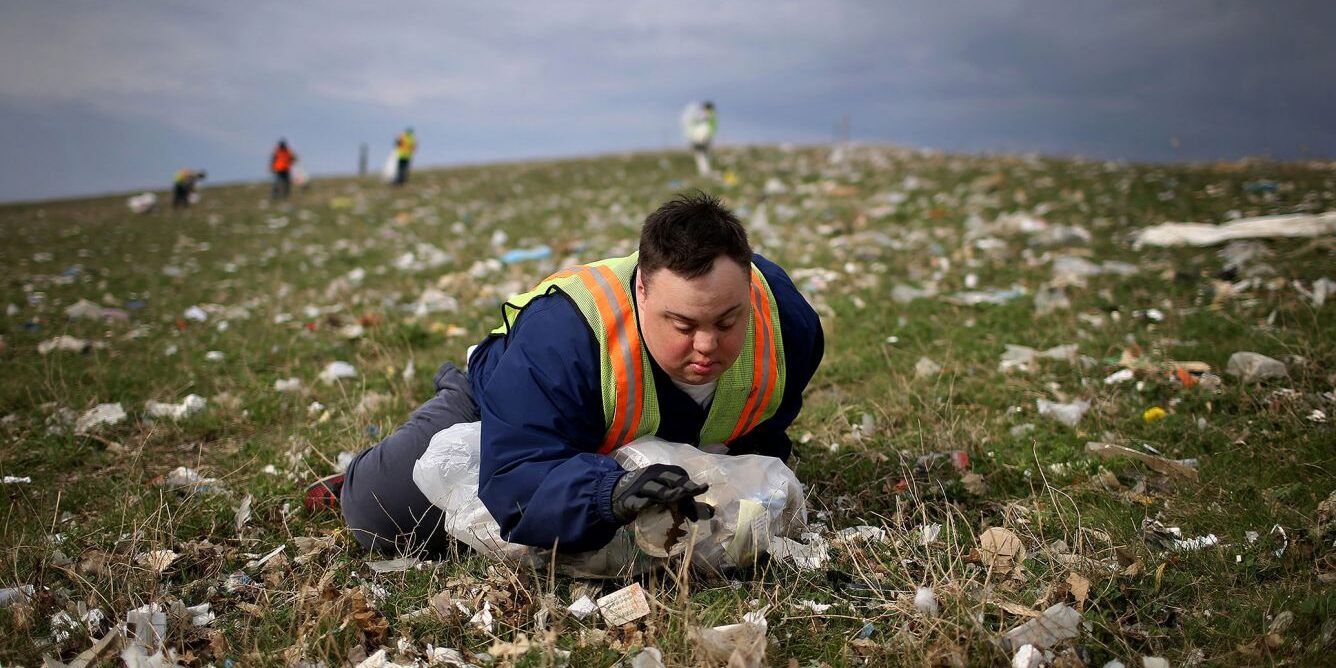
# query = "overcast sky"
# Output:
<box><xmin>1</xmin><ymin>1</ymin><xmax>1333</xmax><ymax>203</ymax></box>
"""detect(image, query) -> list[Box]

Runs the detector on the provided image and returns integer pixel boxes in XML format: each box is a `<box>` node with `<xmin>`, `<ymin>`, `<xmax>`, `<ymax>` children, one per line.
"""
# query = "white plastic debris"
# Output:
<box><xmin>127</xmin><ymin>192</ymin><xmax>157</xmax><ymax>214</ymax></box>
<box><xmin>161</xmin><ymin>466</ymin><xmax>222</xmax><ymax>493</ymax></box>
<box><xmin>2</xmin><ymin>476</ymin><xmax>32</xmax><ymax>484</ymax></box>
<box><xmin>1104</xmin><ymin>369</ymin><xmax>1135</xmax><ymax>385</ymax></box>
<box><xmin>145</xmin><ymin>394</ymin><xmax>206</xmax><ymax>420</ymax></box>
<box><xmin>837</xmin><ymin>525</ymin><xmax>888</xmax><ymax>543</ymax></box>
<box><xmin>185</xmin><ymin>603</ymin><xmax>214</xmax><ymax>627</ymax></box>
<box><xmin>1141</xmin><ymin>658</ymin><xmax>1170</xmax><ymax>668</ymax></box>
<box><xmin>1036</xmin><ymin>399</ymin><xmax>1091</xmax><ymax>428</ymax></box>
<box><xmin>1003</xmin><ymin>603</ymin><xmax>1081</xmax><ymax>650</ymax></box>
<box><xmin>183</xmin><ymin>305</ymin><xmax>208</xmax><ymax>322</ymax></box>
<box><xmin>413</xmin><ymin>422</ymin><xmax>807</xmax><ymax>576</ymax></box>
<box><xmin>793</xmin><ymin>599</ymin><xmax>833</xmax><ymax>614</ymax></box>
<box><xmin>1171</xmin><ymin>533</ymin><xmax>1219</xmax><ymax>552</ymax></box>
<box><xmin>914</xmin><ymin>357</ymin><xmax>943</xmax><ymax>379</ymax></box>
<box><xmin>567</xmin><ymin>595</ymin><xmax>598</xmax><ymax>620</ymax></box>
<box><xmin>1134</xmin><ymin>211</ymin><xmax>1336</xmax><ymax>248</ymax></box>
<box><xmin>235</xmin><ymin>494</ymin><xmax>253</xmax><ymax>533</ymax></box>
<box><xmin>38</xmin><ymin>335</ymin><xmax>95</xmax><ymax>355</ymax></box>
<box><xmin>75</xmin><ymin>403</ymin><xmax>126</xmax><ymax>434</ymax></box>
<box><xmin>367</xmin><ymin>557</ymin><xmax>420</xmax><ymax>574</ymax></box>
<box><xmin>1012</xmin><ymin>644</ymin><xmax>1043</xmax><ymax>668</ymax></box>
<box><xmin>0</xmin><ymin>585</ymin><xmax>34</xmax><ymax>607</ymax></box>
<box><xmin>319</xmin><ymin>361</ymin><xmax>358</xmax><ymax>384</ymax></box>
<box><xmin>629</xmin><ymin>646</ymin><xmax>665</xmax><ymax>668</ymax></box>
<box><xmin>914</xmin><ymin>587</ymin><xmax>939</xmax><ymax>617</ymax></box>
<box><xmin>770</xmin><ymin>533</ymin><xmax>830</xmax><ymax>570</ymax></box>
<box><xmin>274</xmin><ymin>378</ymin><xmax>302</xmax><ymax>392</ymax></box>
<box><xmin>1294</xmin><ymin>277</ymin><xmax>1335</xmax><ymax>308</ymax></box>
<box><xmin>920</xmin><ymin>523</ymin><xmax>942</xmax><ymax>546</ymax></box>
<box><xmin>690</xmin><ymin>609</ymin><xmax>768</xmax><ymax>668</ymax></box>
<box><xmin>1225</xmin><ymin>351</ymin><xmax>1288</xmax><ymax>384</ymax></box>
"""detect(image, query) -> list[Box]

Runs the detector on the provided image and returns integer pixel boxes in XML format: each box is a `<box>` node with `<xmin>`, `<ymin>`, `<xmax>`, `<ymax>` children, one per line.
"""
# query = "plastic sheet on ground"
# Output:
<box><xmin>1002</xmin><ymin>603</ymin><xmax>1081</xmax><ymax>651</ymax></box>
<box><xmin>1036</xmin><ymin>399</ymin><xmax>1090</xmax><ymax>427</ymax></box>
<box><xmin>412</xmin><ymin>422</ymin><xmax>808</xmax><ymax>577</ymax></box>
<box><xmin>1133</xmin><ymin>211</ymin><xmax>1336</xmax><ymax>248</ymax></box>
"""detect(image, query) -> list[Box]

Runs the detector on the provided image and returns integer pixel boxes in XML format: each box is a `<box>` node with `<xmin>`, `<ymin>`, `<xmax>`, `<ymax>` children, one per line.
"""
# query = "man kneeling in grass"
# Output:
<box><xmin>307</xmin><ymin>192</ymin><xmax>824</xmax><ymax>556</ymax></box>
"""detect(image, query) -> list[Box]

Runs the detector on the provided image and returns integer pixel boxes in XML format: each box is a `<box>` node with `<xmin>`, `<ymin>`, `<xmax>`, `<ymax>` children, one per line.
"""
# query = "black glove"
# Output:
<box><xmin>611</xmin><ymin>464</ymin><xmax>715</xmax><ymax>523</ymax></box>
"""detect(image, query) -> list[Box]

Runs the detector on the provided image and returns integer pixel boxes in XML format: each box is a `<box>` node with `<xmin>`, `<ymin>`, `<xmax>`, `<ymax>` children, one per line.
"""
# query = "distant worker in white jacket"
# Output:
<box><xmin>682</xmin><ymin>101</ymin><xmax>717</xmax><ymax>177</ymax></box>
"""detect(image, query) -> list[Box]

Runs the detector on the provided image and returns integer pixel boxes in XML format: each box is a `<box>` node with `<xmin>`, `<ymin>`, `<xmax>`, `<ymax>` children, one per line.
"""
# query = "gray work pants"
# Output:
<box><xmin>340</xmin><ymin>363</ymin><xmax>479</xmax><ymax>557</ymax></box>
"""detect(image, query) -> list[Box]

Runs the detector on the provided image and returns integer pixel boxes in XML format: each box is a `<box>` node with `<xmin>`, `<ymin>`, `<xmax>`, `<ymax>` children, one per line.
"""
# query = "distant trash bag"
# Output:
<box><xmin>291</xmin><ymin>164</ymin><xmax>309</xmax><ymax>187</ymax></box>
<box><xmin>127</xmin><ymin>192</ymin><xmax>157</xmax><ymax>214</ymax></box>
<box><xmin>412</xmin><ymin>421</ymin><xmax>808</xmax><ymax>577</ymax></box>
<box><xmin>381</xmin><ymin>152</ymin><xmax>398</xmax><ymax>183</ymax></box>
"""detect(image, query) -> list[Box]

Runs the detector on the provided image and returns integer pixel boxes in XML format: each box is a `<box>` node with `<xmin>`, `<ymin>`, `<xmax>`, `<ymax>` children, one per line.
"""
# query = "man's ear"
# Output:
<box><xmin>636</xmin><ymin>272</ymin><xmax>648</xmax><ymax>301</ymax></box>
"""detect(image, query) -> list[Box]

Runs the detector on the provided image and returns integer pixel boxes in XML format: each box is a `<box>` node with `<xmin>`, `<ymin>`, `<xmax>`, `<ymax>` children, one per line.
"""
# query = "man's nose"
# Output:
<box><xmin>693</xmin><ymin>331</ymin><xmax>718</xmax><ymax>354</ymax></box>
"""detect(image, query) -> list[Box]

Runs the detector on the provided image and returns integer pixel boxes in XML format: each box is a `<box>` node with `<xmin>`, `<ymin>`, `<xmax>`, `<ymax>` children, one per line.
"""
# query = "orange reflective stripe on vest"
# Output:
<box><xmin>728</xmin><ymin>271</ymin><xmax>779</xmax><ymax>441</ymax></box>
<box><xmin>562</xmin><ymin>265</ymin><xmax>645</xmax><ymax>454</ymax></box>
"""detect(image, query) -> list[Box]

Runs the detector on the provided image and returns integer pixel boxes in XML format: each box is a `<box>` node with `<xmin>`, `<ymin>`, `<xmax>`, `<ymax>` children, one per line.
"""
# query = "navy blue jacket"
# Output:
<box><xmin>469</xmin><ymin>255</ymin><xmax>823</xmax><ymax>552</ymax></box>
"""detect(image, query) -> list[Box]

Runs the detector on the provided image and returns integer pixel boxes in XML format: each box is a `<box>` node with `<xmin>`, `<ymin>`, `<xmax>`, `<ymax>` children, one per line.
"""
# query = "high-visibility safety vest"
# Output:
<box><xmin>271</xmin><ymin>148</ymin><xmax>293</xmax><ymax>172</ymax></box>
<box><xmin>397</xmin><ymin>133</ymin><xmax>416</xmax><ymax>159</ymax></box>
<box><xmin>491</xmin><ymin>252</ymin><xmax>786</xmax><ymax>454</ymax></box>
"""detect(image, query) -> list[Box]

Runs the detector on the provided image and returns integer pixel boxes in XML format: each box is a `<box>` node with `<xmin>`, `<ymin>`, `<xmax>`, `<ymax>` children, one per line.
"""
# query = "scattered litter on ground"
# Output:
<box><xmin>319</xmin><ymin>361</ymin><xmax>358</xmax><ymax>384</ymax></box>
<box><xmin>145</xmin><ymin>394</ymin><xmax>206</xmax><ymax>420</ymax></box>
<box><xmin>979</xmin><ymin>527</ymin><xmax>1027</xmax><ymax>577</ymax></box>
<box><xmin>1225</xmin><ymin>351</ymin><xmax>1288</xmax><ymax>383</ymax></box>
<box><xmin>1134</xmin><ymin>211</ymin><xmax>1336</xmax><ymax>248</ymax></box>
<box><xmin>1085</xmin><ymin>441</ymin><xmax>1199</xmax><ymax>481</ymax></box>
<box><xmin>597</xmin><ymin>583</ymin><xmax>650</xmax><ymax>626</ymax></box>
<box><xmin>1037</xmin><ymin>399</ymin><xmax>1091</xmax><ymax>427</ymax></box>
<box><xmin>274</xmin><ymin>378</ymin><xmax>302</xmax><ymax>392</ymax></box>
<box><xmin>690</xmin><ymin>608</ymin><xmax>768</xmax><ymax>668</ymax></box>
<box><xmin>160</xmin><ymin>466</ymin><xmax>223</xmax><ymax>493</ymax></box>
<box><xmin>914</xmin><ymin>357</ymin><xmax>943</xmax><ymax>378</ymax></box>
<box><xmin>74</xmin><ymin>403</ymin><xmax>126</xmax><ymax>434</ymax></box>
<box><xmin>39</xmin><ymin>335</ymin><xmax>103</xmax><ymax>355</ymax></box>
<box><xmin>367</xmin><ymin>557</ymin><xmax>420</xmax><ymax>574</ymax></box>
<box><xmin>2</xmin><ymin>476</ymin><xmax>32</xmax><ymax>484</ymax></box>
<box><xmin>914</xmin><ymin>587</ymin><xmax>939</xmax><ymax>616</ymax></box>
<box><xmin>1002</xmin><ymin>602</ymin><xmax>1081</xmax><ymax>651</ymax></box>
<box><xmin>0</xmin><ymin>585</ymin><xmax>33</xmax><ymax>607</ymax></box>
<box><xmin>567</xmin><ymin>595</ymin><xmax>597</xmax><ymax>620</ymax></box>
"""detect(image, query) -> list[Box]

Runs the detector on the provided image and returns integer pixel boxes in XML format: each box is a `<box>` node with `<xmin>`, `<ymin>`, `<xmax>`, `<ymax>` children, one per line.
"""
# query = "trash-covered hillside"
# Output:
<box><xmin>1</xmin><ymin>145</ymin><xmax>1333</xmax><ymax>666</ymax></box>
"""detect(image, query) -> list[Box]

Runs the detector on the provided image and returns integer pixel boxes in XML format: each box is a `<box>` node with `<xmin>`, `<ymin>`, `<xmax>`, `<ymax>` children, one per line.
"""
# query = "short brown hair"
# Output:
<box><xmin>638</xmin><ymin>191</ymin><xmax>751</xmax><ymax>281</ymax></box>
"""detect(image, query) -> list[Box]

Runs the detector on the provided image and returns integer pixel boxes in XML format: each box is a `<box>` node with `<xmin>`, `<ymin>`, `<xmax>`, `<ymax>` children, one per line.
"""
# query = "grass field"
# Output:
<box><xmin>1</xmin><ymin>145</ymin><xmax>1333</xmax><ymax>667</ymax></box>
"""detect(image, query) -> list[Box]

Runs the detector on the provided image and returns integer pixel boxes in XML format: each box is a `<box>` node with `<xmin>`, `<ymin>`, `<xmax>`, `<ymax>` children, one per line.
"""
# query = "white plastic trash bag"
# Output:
<box><xmin>412</xmin><ymin>422</ymin><xmax>807</xmax><ymax>577</ymax></box>
<box><xmin>381</xmin><ymin>151</ymin><xmax>398</xmax><ymax>183</ymax></box>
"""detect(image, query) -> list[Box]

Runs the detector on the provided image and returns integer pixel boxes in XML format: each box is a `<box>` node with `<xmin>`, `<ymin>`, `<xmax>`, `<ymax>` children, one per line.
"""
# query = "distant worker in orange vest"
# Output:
<box><xmin>270</xmin><ymin>139</ymin><xmax>297</xmax><ymax>200</ymax></box>
<box><xmin>394</xmin><ymin>128</ymin><xmax>416</xmax><ymax>185</ymax></box>
<box><xmin>172</xmin><ymin>169</ymin><xmax>206</xmax><ymax>209</ymax></box>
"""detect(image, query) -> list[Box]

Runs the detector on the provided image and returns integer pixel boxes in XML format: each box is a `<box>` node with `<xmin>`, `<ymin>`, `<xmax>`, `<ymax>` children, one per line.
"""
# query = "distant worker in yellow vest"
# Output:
<box><xmin>307</xmin><ymin>192</ymin><xmax>825</xmax><ymax>556</ymax></box>
<box><xmin>394</xmin><ymin>128</ymin><xmax>417</xmax><ymax>185</ymax></box>
<box><xmin>172</xmin><ymin>169</ymin><xmax>206</xmax><ymax>209</ymax></box>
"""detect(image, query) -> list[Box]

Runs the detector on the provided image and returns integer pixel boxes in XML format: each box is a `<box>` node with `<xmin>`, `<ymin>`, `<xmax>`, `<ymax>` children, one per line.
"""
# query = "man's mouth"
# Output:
<box><xmin>688</xmin><ymin>360</ymin><xmax>715</xmax><ymax>374</ymax></box>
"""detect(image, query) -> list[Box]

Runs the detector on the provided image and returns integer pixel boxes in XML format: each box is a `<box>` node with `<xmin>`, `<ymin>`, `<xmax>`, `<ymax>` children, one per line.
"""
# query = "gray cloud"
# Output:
<box><xmin>1</xmin><ymin>1</ymin><xmax>1332</xmax><ymax>202</ymax></box>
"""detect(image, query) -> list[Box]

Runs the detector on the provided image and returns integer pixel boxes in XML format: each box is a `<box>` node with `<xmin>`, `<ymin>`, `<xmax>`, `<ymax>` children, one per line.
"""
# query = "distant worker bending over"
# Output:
<box><xmin>394</xmin><ymin>128</ymin><xmax>417</xmax><ymax>185</ymax></box>
<box><xmin>172</xmin><ymin>169</ymin><xmax>206</xmax><ymax>209</ymax></box>
<box><xmin>308</xmin><ymin>192</ymin><xmax>824</xmax><ymax>556</ymax></box>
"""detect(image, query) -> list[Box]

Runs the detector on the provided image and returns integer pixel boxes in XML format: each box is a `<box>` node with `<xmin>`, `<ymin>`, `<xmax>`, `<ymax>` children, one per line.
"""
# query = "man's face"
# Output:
<box><xmin>637</xmin><ymin>257</ymin><xmax>750</xmax><ymax>385</ymax></box>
